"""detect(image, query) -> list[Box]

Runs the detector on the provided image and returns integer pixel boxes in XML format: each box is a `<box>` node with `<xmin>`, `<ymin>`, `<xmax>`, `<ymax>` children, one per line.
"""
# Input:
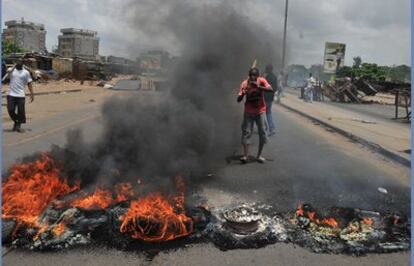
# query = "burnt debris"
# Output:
<box><xmin>3</xmin><ymin>202</ymin><xmax>410</xmax><ymax>255</ymax></box>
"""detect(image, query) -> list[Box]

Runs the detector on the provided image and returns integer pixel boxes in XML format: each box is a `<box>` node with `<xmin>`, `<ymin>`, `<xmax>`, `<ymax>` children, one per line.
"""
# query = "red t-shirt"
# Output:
<box><xmin>239</xmin><ymin>77</ymin><xmax>271</xmax><ymax>115</ymax></box>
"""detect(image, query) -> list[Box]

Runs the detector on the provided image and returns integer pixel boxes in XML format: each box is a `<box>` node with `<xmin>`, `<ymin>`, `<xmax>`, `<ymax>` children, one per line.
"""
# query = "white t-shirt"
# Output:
<box><xmin>306</xmin><ymin>76</ymin><xmax>316</xmax><ymax>88</ymax></box>
<box><xmin>8</xmin><ymin>68</ymin><xmax>33</xmax><ymax>97</ymax></box>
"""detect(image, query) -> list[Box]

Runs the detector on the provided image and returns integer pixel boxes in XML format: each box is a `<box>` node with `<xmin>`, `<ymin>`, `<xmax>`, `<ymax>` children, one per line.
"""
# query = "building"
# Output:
<box><xmin>57</xmin><ymin>28</ymin><xmax>99</xmax><ymax>60</ymax></box>
<box><xmin>2</xmin><ymin>18</ymin><xmax>46</xmax><ymax>53</ymax></box>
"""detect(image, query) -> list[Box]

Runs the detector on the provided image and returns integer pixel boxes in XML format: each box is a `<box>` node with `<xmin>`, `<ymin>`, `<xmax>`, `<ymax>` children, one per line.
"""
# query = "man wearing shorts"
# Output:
<box><xmin>237</xmin><ymin>67</ymin><xmax>273</xmax><ymax>163</ymax></box>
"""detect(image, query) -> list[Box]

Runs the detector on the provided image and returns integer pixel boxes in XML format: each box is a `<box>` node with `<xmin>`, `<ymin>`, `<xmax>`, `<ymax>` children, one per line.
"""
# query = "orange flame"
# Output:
<box><xmin>114</xmin><ymin>182</ymin><xmax>134</xmax><ymax>202</ymax></box>
<box><xmin>70</xmin><ymin>182</ymin><xmax>134</xmax><ymax>210</ymax></box>
<box><xmin>70</xmin><ymin>188</ymin><xmax>113</xmax><ymax>210</ymax></box>
<box><xmin>307</xmin><ymin>211</ymin><xmax>316</xmax><ymax>221</ymax></box>
<box><xmin>2</xmin><ymin>154</ymin><xmax>79</xmax><ymax>232</ymax></box>
<box><xmin>296</xmin><ymin>204</ymin><xmax>339</xmax><ymax>228</ymax></box>
<box><xmin>120</xmin><ymin>176</ymin><xmax>193</xmax><ymax>242</ymax></box>
<box><xmin>52</xmin><ymin>222</ymin><xmax>66</xmax><ymax>237</ymax></box>
<box><xmin>296</xmin><ymin>204</ymin><xmax>304</xmax><ymax>216</ymax></box>
<box><xmin>362</xmin><ymin>218</ymin><xmax>373</xmax><ymax>226</ymax></box>
<box><xmin>321</xmin><ymin>218</ymin><xmax>338</xmax><ymax>228</ymax></box>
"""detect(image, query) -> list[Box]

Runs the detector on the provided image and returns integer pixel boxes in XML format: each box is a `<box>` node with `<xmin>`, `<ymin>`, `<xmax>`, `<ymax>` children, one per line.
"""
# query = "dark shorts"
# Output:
<box><xmin>241</xmin><ymin>112</ymin><xmax>268</xmax><ymax>145</ymax></box>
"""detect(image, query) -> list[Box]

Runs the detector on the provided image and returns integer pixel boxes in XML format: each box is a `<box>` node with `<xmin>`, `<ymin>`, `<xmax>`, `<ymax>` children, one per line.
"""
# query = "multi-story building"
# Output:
<box><xmin>57</xmin><ymin>28</ymin><xmax>99</xmax><ymax>60</ymax></box>
<box><xmin>2</xmin><ymin>18</ymin><xmax>47</xmax><ymax>53</ymax></box>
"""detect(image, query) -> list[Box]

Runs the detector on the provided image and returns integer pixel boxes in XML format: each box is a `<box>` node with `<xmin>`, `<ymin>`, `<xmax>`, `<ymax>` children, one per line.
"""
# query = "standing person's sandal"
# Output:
<box><xmin>257</xmin><ymin>156</ymin><xmax>266</xmax><ymax>163</ymax></box>
<box><xmin>240</xmin><ymin>156</ymin><xmax>248</xmax><ymax>164</ymax></box>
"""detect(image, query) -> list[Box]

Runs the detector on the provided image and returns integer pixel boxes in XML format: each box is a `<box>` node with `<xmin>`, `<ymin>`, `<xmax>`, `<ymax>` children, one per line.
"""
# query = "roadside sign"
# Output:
<box><xmin>323</xmin><ymin>42</ymin><xmax>346</xmax><ymax>73</ymax></box>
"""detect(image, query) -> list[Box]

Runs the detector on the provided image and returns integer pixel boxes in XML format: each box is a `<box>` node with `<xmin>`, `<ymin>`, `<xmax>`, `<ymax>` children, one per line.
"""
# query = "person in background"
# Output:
<box><xmin>263</xmin><ymin>64</ymin><xmax>277</xmax><ymax>136</ymax></box>
<box><xmin>6</xmin><ymin>59</ymin><xmax>34</xmax><ymax>133</ymax></box>
<box><xmin>304</xmin><ymin>73</ymin><xmax>316</xmax><ymax>103</ymax></box>
<box><xmin>276</xmin><ymin>71</ymin><xmax>285</xmax><ymax>103</ymax></box>
<box><xmin>237</xmin><ymin>67</ymin><xmax>273</xmax><ymax>163</ymax></box>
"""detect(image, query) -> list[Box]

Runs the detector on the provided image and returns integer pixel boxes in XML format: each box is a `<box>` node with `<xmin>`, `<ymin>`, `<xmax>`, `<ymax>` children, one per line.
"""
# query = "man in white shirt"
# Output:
<box><xmin>7</xmin><ymin>59</ymin><xmax>34</xmax><ymax>132</ymax></box>
<box><xmin>304</xmin><ymin>73</ymin><xmax>316</xmax><ymax>103</ymax></box>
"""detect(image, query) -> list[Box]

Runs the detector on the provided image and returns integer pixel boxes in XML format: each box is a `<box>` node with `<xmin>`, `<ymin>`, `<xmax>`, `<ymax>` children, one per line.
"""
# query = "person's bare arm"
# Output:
<box><xmin>237</xmin><ymin>83</ymin><xmax>247</xmax><ymax>102</ymax></box>
<box><xmin>28</xmin><ymin>82</ymin><xmax>34</xmax><ymax>102</ymax></box>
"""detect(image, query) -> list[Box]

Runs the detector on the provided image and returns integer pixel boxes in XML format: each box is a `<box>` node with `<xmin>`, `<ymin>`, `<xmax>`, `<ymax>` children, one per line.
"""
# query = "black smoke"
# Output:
<box><xmin>51</xmin><ymin>1</ymin><xmax>282</xmax><ymax>189</ymax></box>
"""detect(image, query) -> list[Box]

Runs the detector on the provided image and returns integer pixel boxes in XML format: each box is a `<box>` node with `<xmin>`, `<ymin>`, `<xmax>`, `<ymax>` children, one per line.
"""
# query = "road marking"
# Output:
<box><xmin>4</xmin><ymin>114</ymin><xmax>100</xmax><ymax>147</ymax></box>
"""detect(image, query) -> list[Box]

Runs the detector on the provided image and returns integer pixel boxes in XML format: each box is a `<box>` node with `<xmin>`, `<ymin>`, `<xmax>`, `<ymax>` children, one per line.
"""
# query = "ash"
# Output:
<box><xmin>206</xmin><ymin>203</ymin><xmax>288</xmax><ymax>250</ymax></box>
<box><xmin>284</xmin><ymin>208</ymin><xmax>411</xmax><ymax>255</ymax></box>
<box><xmin>4</xmin><ymin>203</ymin><xmax>410</xmax><ymax>256</ymax></box>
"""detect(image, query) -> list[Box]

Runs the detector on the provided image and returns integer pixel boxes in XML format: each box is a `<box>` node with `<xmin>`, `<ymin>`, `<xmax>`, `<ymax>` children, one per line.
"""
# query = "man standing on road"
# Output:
<box><xmin>304</xmin><ymin>73</ymin><xmax>316</xmax><ymax>103</ymax></box>
<box><xmin>237</xmin><ymin>67</ymin><xmax>273</xmax><ymax>163</ymax></box>
<box><xmin>6</xmin><ymin>59</ymin><xmax>34</xmax><ymax>133</ymax></box>
<box><xmin>263</xmin><ymin>64</ymin><xmax>277</xmax><ymax>136</ymax></box>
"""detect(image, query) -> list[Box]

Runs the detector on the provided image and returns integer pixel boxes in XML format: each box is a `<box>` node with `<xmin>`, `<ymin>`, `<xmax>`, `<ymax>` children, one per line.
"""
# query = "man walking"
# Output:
<box><xmin>7</xmin><ymin>59</ymin><xmax>34</xmax><ymax>132</ymax></box>
<box><xmin>263</xmin><ymin>64</ymin><xmax>277</xmax><ymax>136</ymax></box>
<box><xmin>237</xmin><ymin>67</ymin><xmax>273</xmax><ymax>163</ymax></box>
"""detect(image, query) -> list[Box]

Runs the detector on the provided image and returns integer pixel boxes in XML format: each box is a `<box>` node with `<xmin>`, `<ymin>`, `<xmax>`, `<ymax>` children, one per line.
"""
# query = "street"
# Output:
<box><xmin>2</xmin><ymin>91</ymin><xmax>410</xmax><ymax>266</ymax></box>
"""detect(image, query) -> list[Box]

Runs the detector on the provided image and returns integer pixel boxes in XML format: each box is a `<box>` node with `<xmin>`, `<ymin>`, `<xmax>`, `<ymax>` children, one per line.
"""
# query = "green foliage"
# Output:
<box><xmin>2</xmin><ymin>39</ymin><xmax>25</xmax><ymax>55</ymax></box>
<box><xmin>382</xmin><ymin>65</ymin><xmax>411</xmax><ymax>82</ymax></box>
<box><xmin>337</xmin><ymin>57</ymin><xmax>397</xmax><ymax>82</ymax></box>
<box><xmin>353</xmin><ymin>63</ymin><xmax>387</xmax><ymax>81</ymax></box>
<box><xmin>336</xmin><ymin>66</ymin><xmax>353</xmax><ymax>78</ymax></box>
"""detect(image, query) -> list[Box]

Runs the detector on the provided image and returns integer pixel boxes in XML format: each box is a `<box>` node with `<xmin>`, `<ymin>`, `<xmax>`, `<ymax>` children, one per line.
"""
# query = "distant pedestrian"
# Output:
<box><xmin>263</xmin><ymin>64</ymin><xmax>277</xmax><ymax>136</ymax></box>
<box><xmin>304</xmin><ymin>73</ymin><xmax>316</xmax><ymax>103</ymax></box>
<box><xmin>276</xmin><ymin>71</ymin><xmax>285</xmax><ymax>103</ymax></box>
<box><xmin>237</xmin><ymin>67</ymin><xmax>274</xmax><ymax>163</ymax></box>
<box><xmin>6</xmin><ymin>59</ymin><xmax>34</xmax><ymax>133</ymax></box>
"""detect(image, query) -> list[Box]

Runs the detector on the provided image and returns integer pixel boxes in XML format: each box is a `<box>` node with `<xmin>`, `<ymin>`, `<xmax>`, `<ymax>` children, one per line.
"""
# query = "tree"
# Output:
<box><xmin>388</xmin><ymin>65</ymin><xmax>411</xmax><ymax>82</ymax></box>
<box><xmin>336</xmin><ymin>58</ymin><xmax>388</xmax><ymax>82</ymax></box>
<box><xmin>336</xmin><ymin>66</ymin><xmax>353</xmax><ymax>79</ymax></box>
<box><xmin>287</xmin><ymin>64</ymin><xmax>309</xmax><ymax>86</ymax></box>
<box><xmin>353</xmin><ymin>63</ymin><xmax>387</xmax><ymax>81</ymax></box>
<box><xmin>2</xmin><ymin>39</ymin><xmax>26</xmax><ymax>55</ymax></box>
<box><xmin>352</xmin><ymin>56</ymin><xmax>362</xmax><ymax>68</ymax></box>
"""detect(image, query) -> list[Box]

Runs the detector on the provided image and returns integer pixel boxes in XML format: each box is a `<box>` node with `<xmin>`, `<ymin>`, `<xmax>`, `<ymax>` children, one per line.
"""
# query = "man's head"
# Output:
<box><xmin>15</xmin><ymin>59</ymin><xmax>24</xmax><ymax>70</ymax></box>
<box><xmin>248</xmin><ymin>67</ymin><xmax>260</xmax><ymax>81</ymax></box>
<box><xmin>265</xmin><ymin>64</ymin><xmax>273</xmax><ymax>73</ymax></box>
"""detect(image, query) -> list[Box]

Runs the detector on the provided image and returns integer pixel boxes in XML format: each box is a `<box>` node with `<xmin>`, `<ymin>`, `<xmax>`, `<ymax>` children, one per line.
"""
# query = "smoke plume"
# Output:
<box><xmin>48</xmin><ymin>1</ymin><xmax>282</xmax><ymax>189</ymax></box>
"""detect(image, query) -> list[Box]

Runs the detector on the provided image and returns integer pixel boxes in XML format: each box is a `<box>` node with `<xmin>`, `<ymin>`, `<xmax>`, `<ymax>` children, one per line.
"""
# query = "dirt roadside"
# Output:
<box><xmin>1</xmin><ymin>77</ymin><xmax>133</xmax><ymax>128</ymax></box>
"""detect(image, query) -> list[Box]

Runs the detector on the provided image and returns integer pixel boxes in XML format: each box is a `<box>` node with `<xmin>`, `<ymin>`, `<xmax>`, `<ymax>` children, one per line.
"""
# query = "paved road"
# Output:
<box><xmin>2</xmin><ymin>93</ymin><xmax>410</xmax><ymax>265</ymax></box>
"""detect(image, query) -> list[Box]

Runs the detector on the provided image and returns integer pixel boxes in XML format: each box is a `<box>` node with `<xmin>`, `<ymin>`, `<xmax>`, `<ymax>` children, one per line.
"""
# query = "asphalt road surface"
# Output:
<box><xmin>2</xmin><ymin>92</ymin><xmax>410</xmax><ymax>266</ymax></box>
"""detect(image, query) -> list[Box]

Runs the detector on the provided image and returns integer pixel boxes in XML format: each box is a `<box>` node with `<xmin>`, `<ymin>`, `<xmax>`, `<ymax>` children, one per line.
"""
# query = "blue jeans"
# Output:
<box><xmin>265</xmin><ymin>100</ymin><xmax>275</xmax><ymax>133</ymax></box>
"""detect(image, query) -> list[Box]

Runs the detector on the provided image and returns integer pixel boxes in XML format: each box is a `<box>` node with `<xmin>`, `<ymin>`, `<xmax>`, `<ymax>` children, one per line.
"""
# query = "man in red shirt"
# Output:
<box><xmin>237</xmin><ymin>67</ymin><xmax>273</xmax><ymax>163</ymax></box>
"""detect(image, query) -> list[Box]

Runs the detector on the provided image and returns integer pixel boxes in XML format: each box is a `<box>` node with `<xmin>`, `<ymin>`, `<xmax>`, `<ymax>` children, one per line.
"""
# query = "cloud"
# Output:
<box><xmin>2</xmin><ymin>0</ymin><xmax>410</xmax><ymax>66</ymax></box>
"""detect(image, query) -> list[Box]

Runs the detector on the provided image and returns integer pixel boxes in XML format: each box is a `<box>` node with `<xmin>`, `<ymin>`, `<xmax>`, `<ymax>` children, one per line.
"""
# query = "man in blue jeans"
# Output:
<box><xmin>263</xmin><ymin>64</ymin><xmax>278</xmax><ymax>136</ymax></box>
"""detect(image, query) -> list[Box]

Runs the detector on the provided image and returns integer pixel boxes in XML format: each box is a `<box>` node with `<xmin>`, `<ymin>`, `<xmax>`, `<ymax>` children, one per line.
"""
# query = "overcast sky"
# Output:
<box><xmin>3</xmin><ymin>0</ymin><xmax>411</xmax><ymax>67</ymax></box>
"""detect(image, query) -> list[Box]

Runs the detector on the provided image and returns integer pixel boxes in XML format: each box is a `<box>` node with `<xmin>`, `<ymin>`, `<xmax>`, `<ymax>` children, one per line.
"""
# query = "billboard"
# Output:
<box><xmin>139</xmin><ymin>54</ymin><xmax>162</xmax><ymax>71</ymax></box>
<box><xmin>323</xmin><ymin>42</ymin><xmax>346</xmax><ymax>73</ymax></box>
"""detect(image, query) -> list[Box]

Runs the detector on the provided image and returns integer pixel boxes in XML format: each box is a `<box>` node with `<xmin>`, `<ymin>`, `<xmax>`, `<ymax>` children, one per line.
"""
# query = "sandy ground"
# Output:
<box><xmin>1</xmin><ymin>77</ymin><xmax>135</xmax><ymax>128</ymax></box>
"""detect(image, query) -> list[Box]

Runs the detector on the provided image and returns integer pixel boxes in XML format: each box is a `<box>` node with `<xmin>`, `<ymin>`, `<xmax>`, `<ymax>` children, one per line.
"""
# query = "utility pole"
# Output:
<box><xmin>281</xmin><ymin>0</ymin><xmax>289</xmax><ymax>70</ymax></box>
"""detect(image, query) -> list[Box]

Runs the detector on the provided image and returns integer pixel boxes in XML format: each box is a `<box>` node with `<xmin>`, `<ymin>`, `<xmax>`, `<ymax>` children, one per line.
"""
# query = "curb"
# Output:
<box><xmin>280</xmin><ymin>102</ymin><xmax>411</xmax><ymax>168</ymax></box>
